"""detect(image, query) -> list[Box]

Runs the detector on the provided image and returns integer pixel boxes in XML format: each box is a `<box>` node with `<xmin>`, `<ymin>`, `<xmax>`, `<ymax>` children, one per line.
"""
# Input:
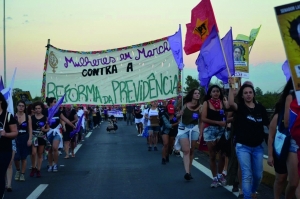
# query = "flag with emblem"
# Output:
<box><xmin>184</xmin><ymin>0</ymin><xmax>218</xmax><ymax>55</ymax></box>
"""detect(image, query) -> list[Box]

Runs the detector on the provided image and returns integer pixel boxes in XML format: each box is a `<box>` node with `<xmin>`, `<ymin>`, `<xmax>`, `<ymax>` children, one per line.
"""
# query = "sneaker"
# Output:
<box><xmin>166</xmin><ymin>156</ymin><xmax>169</xmax><ymax>162</ymax></box>
<box><xmin>36</xmin><ymin>170</ymin><xmax>41</xmax><ymax>178</ymax></box>
<box><xmin>48</xmin><ymin>166</ymin><xmax>53</xmax><ymax>172</ymax></box>
<box><xmin>14</xmin><ymin>171</ymin><xmax>20</xmax><ymax>181</ymax></box>
<box><xmin>30</xmin><ymin>168</ymin><xmax>36</xmax><ymax>177</ymax></box>
<box><xmin>148</xmin><ymin>147</ymin><xmax>152</xmax><ymax>151</ymax></box>
<box><xmin>184</xmin><ymin>173</ymin><xmax>191</xmax><ymax>181</ymax></box>
<box><xmin>19</xmin><ymin>174</ymin><xmax>25</xmax><ymax>181</ymax></box>
<box><xmin>211</xmin><ymin>179</ymin><xmax>219</xmax><ymax>188</ymax></box>
<box><xmin>154</xmin><ymin>146</ymin><xmax>158</xmax><ymax>151</ymax></box>
<box><xmin>52</xmin><ymin>165</ymin><xmax>58</xmax><ymax>172</ymax></box>
<box><xmin>162</xmin><ymin>158</ymin><xmax>166</xmax><ymax>165</ymax></box>
<box><xmin>218</xmin><ymin>174</ymin><xmax>226</xmax><ymax>186</ymax></box>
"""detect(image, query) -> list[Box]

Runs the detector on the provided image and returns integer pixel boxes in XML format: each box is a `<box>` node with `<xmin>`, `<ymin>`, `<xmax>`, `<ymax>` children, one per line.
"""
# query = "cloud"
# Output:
<box><xmin>23</xmin><ymin>14</ymin><xmax>28</xmax><ymax>17</ymax></box>
<box><xmin>25</xmin><ymin>20</ymin><xmax>29</xmax><ymax>23</ymax></box>
<box><xmin>6</xmin><ymin>17</ymin><xmax>12</xmax><ymax>20</ymax></box>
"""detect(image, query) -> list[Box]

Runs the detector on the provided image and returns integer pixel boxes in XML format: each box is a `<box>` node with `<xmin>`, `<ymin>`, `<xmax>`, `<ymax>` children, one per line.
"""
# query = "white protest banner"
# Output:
<box><xmin>41</xmin><ymin>38</ymin><xmax>180</xmax><ymax>105</ymax></box>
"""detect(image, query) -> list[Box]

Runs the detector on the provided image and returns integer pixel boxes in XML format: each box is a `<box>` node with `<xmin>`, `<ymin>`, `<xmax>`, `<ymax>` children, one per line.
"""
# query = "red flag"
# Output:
<box><xmin>184</xmin><ymin>0</ymin><xmax>218</xmax><ymax>55</ymax></box>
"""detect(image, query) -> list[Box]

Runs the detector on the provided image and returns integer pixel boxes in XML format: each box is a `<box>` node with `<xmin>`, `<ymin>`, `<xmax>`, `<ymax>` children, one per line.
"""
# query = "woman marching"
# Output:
<box><xmin>161</xmin><ymin>105</ymin><xmax>179</xmax><ymax>164</ymax></box>
<box><xmin>14</xmin><ymin>100</ymin><xmax>32</xmax><ymax>182</ymax></box>
<box><xmin>30</xmin><ymin>102</ymin><xmax>49</xmax><ymax>178</ymax></box>
<box><xmin>228</xmin><ymin>77</ymin><xmax>269</xmax><ymax>199</ymax></box>
<box><xmin>201</xmin><ymin>85</ymin><xmax>227</xmax><ymax>187</ymax></box>
<box><xmin>174</xmin><ymin>88</ymin><xmax>202</xmax><ymax>180</ymax></box>
<box><xmin>62</xmin><ymin>105</ymin><xmax>78</xmax><ymax>158</ymax></box>
<box><xmin>45</xmin><ymin>97</ymin><xmax>75</xmax><ymax>172</ymax></box>
<box><xmin>0</xmin><ymin>92</ymin><xmax>18</xmax><ymax>198</ymax></box>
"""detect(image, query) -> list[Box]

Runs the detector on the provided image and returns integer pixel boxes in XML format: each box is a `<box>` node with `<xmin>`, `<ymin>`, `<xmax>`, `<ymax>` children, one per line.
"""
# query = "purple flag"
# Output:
<box><xmin>196</xmin><ymin>25</ymin><xmax>226</xmax><ymax>91</ymax></box>
<box><xmin>168</xmin><ymin>24</ymin><xmax>184</xmax><ymax>70</ymax></box>
<box><xmin>215</xmin><ymin>28</ymin><xmax>235</xmax><ymax>83</ymax></box>
<box><xmin>282</xmin><ymin>60</ymin><xmax>291</xmax><ymax>81</ymax></box>
<box><xmin>0</xmin><ymin>76</ymin><xmax>4</xmax><ymax>92</ymax></box>
<box><xmin>47</xmin><ymin>94</ymin><xmax>65</xmax><ymax>125</ymax></box>
<box><xmin>70</xmin><ymin>114</ymin><xmax>83</xmax><ymax>138</ymax></box>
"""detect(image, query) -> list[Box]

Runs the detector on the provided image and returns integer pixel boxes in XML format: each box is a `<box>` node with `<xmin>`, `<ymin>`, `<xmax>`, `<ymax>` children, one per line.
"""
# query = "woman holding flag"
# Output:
<box><xmin>62</xmin><ymin>105</ymin><xmax>78</xmax><ymax>158</ymax></box>
<box><xmin>0</xmin><ymin>92</ymin><xmax>18</xmax><ymax>197</ymax></box>
<box><xmin>45</xmin><ymin>97</ymin><xmax>76</xmax><ymax>172</ymax></box>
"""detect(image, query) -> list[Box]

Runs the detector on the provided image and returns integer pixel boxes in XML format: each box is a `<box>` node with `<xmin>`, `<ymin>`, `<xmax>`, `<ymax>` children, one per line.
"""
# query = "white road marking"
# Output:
<box><xmin>74</xmin><ymin>144</ymin><xmax>82</xmax><ymax>154</ymax></box>
<box><xmin>26</xmin><ymin>184</ymin><xmax>48</xmax><ymax>199</ymax></box>
<box><xmin>180</xmin><ymin>152</ymin><xmax>238</xmax><ymax>197</ymax></box>
<box><xmin>85</xmin><ymin>132</ymin><xmax>92</xmax><ymax>138</ymax></box>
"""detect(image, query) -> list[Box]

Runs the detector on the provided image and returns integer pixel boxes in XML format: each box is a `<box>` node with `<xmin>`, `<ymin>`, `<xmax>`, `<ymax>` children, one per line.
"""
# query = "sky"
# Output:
<box><xmin>0</xmin><ymin>0</ymin><xmax>294</xmax><ymax>97</ymax></box>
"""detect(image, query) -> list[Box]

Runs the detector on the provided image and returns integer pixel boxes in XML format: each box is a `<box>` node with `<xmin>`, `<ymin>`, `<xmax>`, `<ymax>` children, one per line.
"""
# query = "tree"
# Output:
<box><xmin>184</xmin><ymin>75</ymin><xmax>200</xmax><ymax>93</ymax></box>
<box><xmin>255</xmin><ymin>87</ymin><xmax>263</xmax><ymax>96</ymax></box>
<box><xmin>32</xmin><ymin>96</ymin><xmax>42</xmax><ymax>102</ymax></box>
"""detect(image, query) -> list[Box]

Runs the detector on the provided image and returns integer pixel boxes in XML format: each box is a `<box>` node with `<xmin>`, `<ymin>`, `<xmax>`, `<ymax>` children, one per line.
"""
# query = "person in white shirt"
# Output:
<box><xmin>145</xmin><ymin>101</ymin><xmax>160</xmax><ymax>151</ymax></box>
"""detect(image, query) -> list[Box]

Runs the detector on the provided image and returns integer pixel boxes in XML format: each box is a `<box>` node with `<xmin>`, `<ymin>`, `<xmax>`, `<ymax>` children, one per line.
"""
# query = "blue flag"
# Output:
<box><xmin>196</xmin><ymin>25</ymin><xmax>227</xmax><ymax>91</ymax></box>
<box><xmin>70</xmin><ymin>114</ymin><xmax>84</xmax><ymax>138</ymax></box>
<box><xmin>215</xmin><ymin>28</ymin><xmax>235</xmax><ymax>83</ymax></box>
<box><xmin>47</xmin><ymin>94</ymin><xmax>65</xmax><ymax>125</ymax></box>
<box><xmin>168</xmin><ymin>24</ymin><xmax>184</xmax><ymax>70</ymax></box>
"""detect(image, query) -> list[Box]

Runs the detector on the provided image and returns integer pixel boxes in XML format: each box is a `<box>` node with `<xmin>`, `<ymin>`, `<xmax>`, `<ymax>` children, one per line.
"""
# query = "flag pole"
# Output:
<box><xmin>41</xmin><ymin>39</ymin><xmax>51</xmax><ymax>100</ymax></box>
<box><xmin>217</xmin><ymin>33</ymin><xmax>231</xmax><ymax>77</ymax></box>
<box><xmin>218</xmin><ymin>31</ymin><xmax>236</xmax><ymax>88</ymax></box>
<box><xmin>3</xmin><ymin>0</ymin><xmax>6</xmax><ymax>87</ymax></box>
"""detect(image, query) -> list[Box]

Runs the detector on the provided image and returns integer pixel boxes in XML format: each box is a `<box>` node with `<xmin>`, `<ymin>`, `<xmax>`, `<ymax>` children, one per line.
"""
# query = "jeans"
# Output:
<box><xmin>126</xmin><ymin>113</ymin><xmax>133</xmax><ymax>125</ymax></box>
<box><xmin>0</xmin><ymin>151</ymin><xmax>12</xmax><ymax>198</ymax></box>
<box><xmin>236</xmin><ymin>143</ymin><xmax>263</xmax><ymax>199</ymax></box>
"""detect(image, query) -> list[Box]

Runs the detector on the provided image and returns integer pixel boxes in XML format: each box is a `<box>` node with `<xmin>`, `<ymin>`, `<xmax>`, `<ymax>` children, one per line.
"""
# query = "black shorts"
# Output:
<box><xmin>273</xmin><ymin>153</ymin><xmax>287</xmax><ymax>174</ymax></box>
<box><xmin>63</xmin><ymin>131</ymin><xmax>76</xmax><ymax>142</ymax></box>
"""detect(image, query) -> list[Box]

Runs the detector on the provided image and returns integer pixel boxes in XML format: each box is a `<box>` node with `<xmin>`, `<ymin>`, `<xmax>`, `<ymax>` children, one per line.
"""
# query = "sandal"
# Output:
<box><xmin>64</xmin><ymin>156</ymin><xmax>69</xmax><ymax>159</ymax></box>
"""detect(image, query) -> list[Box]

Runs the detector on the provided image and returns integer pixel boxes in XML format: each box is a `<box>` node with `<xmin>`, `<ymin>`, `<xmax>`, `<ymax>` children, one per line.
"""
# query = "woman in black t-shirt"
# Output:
<box><xmin>0</xmin><ymin>93</ymin><xmax>17</xmax><ymax>197</ymax></box>
<box><xmin>45</xmin><ymin>97</ymin><xmax>75</xmax><ymax>173</ymax></box>
<box><xmin>30</xmin><ymin>102</ymin><xmax>49</xmax><ymax>178</ymax></box>
<box><xmin>228</xmin><ymin>78</ymin><xmax>269</xmax><ymax>199</ymax></box>
<box><xmin>62</xmin><ymin>105</ymin><xmax>78</xmax><ymax>158</ymax></box>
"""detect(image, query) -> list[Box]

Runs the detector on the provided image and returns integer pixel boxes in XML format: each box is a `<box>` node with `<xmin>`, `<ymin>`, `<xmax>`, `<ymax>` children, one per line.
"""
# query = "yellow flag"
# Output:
<box><xmin>236</xmin><ymin>25</ymin><xmax>261</xmax><ymax>46</ymax></box>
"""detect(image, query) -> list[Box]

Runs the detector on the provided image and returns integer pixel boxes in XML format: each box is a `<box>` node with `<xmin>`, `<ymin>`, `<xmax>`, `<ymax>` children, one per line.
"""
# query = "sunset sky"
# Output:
<box><xmin>0</xmin><ymin>0</ymin><xmax>293</xmax><ymax>97</ymax></box>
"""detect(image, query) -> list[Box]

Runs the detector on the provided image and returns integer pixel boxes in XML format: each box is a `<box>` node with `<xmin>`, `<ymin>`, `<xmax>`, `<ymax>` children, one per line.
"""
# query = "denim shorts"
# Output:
<box><xmin>203</xmin><ymin>126</ymin><xmax>225</xmax><ymax>142</ymax></box>
<box><xmin>47</xmin><ymin>133</ymin><xmax>61</xmax><ymax>144</ymax></box>
<box><xmin>148</xmin><ymin>126</ymin><xmax>160</xmax><ymax>133</ymax></box>
<box><xmin>289</xmin><ymin>138</ymin><xmax>299</xmax><ymax>153</ymax></box>
<box><xmin>12</xmin><ymin>139</ymin><xmax>17</xmax><ymax>152</ymax></box>
<box><xmin>177</xmin><ymin>123</ymin><xmax>199</xmax><ymax>141</ymax></box>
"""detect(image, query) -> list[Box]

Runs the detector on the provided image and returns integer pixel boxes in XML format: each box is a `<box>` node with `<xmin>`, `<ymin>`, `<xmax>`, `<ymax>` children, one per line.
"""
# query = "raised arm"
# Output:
<box><xmin>228</xmin><ymin>77</ymin><xmax>238</xmax><ymax>111</ymax></box>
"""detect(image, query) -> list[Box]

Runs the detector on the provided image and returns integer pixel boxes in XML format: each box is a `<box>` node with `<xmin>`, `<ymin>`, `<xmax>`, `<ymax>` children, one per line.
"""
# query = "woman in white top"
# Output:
<box><xmin>145</xmin><ymin>101</ymin><xmax>160</xmax><ymax>151</ymax></box>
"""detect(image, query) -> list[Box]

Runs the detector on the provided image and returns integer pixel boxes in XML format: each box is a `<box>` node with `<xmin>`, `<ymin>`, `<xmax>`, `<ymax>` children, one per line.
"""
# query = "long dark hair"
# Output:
<box><xmin>16</xmin><ymin>100</ymin><xmax>26</xmax><ymax>113</ymax></box>
<box><xmin>203</xmin><ymin>85</ymin><xmax>224</xmax><ymax>101</ymax></box>
<box><xmin>273</xmin><ymin>78</ymin><xmax>294</xmax><ymax>116</ymax></box>
<box><xmin>0</xmin><ymin>92</ymin><xmax>8</xmax><ymax>114</ymax></box>
<box><xmin>237</xmin><ymin>84</ymin><xmax>256</xmax><ymax>104</ymax></box>
<box><xmin>183</xmin><ymin>88</ymin><xmax>201</xmax><ymax>109</ymax></box>
<box><xmin>46</xmin><ymin>97</ymin><xmax>56</xmax><ymax>106</ymax></box>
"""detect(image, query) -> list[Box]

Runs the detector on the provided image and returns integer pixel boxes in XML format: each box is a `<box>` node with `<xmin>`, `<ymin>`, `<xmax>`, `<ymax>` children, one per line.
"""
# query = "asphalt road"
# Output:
<box><xmin>4</xmin><ymin>120</ymin><xmax>278</xmax><ymax>199</ymax></box>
